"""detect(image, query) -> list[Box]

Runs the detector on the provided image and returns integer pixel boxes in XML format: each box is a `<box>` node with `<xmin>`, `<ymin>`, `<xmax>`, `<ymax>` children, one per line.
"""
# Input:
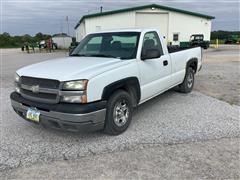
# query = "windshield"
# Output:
<box><xmin>70</xmin><ymin>32</ymin><xmax>140</xmax><ymax>60</ymax></box>
<box><xmin>191</xmin><ymin>35</ymin><xmax>204</xmax><ymax>40</ymax></box>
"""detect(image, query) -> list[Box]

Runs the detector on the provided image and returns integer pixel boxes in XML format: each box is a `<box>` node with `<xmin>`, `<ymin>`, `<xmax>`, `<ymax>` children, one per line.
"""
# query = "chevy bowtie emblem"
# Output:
<box><xmin>31</xmin><ymin>85</ymin><xmax>39</xmax><ymax>93</ymax></box>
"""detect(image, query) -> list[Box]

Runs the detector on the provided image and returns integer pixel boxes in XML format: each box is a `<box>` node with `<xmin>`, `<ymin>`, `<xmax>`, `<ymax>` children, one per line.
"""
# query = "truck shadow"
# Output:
<box><xmin>37</xmin><ymin>89</ymin><xmax>181</xmax><ymax>137</ymax></box>
<box><xmin>132</xmin><ymin>89</ymin><xmax>181</xmax><ymax>122</ymax></box>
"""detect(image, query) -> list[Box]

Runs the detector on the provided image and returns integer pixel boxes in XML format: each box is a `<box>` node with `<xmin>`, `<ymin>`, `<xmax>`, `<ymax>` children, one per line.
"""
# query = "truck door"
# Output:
<box><xmin>138</xmin><ymin>31</ymin><xmax>172</xmax><ymax>102</ymax></box>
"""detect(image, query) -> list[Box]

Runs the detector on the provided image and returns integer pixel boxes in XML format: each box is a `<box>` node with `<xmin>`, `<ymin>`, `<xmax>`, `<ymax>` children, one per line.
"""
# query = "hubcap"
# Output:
<box><xmin>113</xmin><ymin>100</ymin><xmax>129</xmax><ymax>127</ymax></box>
<box><xmin>187</xmin><ymin>73</ymin><xmax>194</xmax><ymax>88</ymax></box>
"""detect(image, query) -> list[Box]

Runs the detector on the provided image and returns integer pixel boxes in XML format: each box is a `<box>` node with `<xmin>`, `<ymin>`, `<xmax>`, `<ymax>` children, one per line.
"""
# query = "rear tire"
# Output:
<box><xmin>178</xmin><ymin>67</ymin><xmax>195</xmax><ymax>93</ymax></box>
<box><xmin>104</xmin><ymin>90</ymin><xmax>133</xmax><ymax>135</ymax></box>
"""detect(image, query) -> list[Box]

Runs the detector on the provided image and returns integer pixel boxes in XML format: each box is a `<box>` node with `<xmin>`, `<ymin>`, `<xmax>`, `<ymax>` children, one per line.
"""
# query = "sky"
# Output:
<box><xmin>1</xmin><ymin>0</ymin><xmax>239</xmax><ymax>36</ymax></box>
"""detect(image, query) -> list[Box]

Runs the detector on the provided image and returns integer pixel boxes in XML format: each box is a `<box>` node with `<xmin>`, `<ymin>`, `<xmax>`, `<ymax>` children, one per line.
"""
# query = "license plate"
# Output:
<box><xmin>26</xmin><ymin>108</ymin><xmax>40</xmax><ymax>122</ymax></box>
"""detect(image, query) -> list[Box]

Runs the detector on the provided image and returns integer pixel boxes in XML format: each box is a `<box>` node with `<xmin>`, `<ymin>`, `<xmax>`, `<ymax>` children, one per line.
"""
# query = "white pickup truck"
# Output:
<box><xmin>11</xmin><ymin>29</ymin><xmax>202</xmax><ymax>135</ymax></box>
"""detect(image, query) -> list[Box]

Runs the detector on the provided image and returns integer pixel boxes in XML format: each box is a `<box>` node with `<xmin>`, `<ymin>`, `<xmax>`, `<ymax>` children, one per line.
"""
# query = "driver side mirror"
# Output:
<box><xmin>141</xmin><ymin>49</ymin><xmax>161</xmax><ymax>60</ymax></box>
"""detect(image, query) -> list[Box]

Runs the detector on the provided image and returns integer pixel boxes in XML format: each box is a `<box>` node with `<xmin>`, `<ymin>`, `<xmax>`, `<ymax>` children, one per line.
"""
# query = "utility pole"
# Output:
<box><xmin>60</xmin><ymin>20</ymin><xmax>63</xmax><ymax>34</ymax></box>
<box><xmin>66</xmin><ymin>16</ymin><xmax>70</xmax><ymax>36</ymax></box>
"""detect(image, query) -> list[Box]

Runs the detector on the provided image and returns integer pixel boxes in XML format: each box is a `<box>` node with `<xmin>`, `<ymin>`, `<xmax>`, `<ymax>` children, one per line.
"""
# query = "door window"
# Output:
<box><xmin>141</xmin><ymin>31</ymin><xmax>163</xmax><ymax>59</ymax></box>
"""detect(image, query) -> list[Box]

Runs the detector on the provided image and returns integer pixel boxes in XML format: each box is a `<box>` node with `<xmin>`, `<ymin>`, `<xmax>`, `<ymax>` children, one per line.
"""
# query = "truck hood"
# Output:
<box><xmin>17</xmin><ymin>57</ymin><xmax>129</xmax><ymax>81</ymax></box>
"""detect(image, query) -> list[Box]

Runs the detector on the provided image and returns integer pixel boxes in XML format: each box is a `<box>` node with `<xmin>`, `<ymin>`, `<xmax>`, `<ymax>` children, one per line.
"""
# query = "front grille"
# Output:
<box><xmin>20</xmin><ymin>76</ymin><xmax>60</xmax><ymax>103</ymax></box>
<box><xmin>21</xmin><ymin>76</ymin><xmax>60</xmax><ymax>89</ymax></box>
<box><xmin>21</xmin><ymin>89</ymin><xmax>57</xmax><ymax>100</ymax></box>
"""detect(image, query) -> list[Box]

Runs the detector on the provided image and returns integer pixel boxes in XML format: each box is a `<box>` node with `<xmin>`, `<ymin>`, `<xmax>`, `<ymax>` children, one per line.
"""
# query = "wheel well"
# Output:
<box><xmin>187</xmin><ymin>58</ymin><xmax>198</xmax><ymax>73</ymax></box>
<box><xmin>102</xmin><ymin>77</ymin><xmax>141</xmax><ymax>107</ymax></box>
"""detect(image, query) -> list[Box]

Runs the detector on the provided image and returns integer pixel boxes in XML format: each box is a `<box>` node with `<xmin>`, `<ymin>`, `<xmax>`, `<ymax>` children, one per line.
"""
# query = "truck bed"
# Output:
<box><xmin>167</xmin><ymin>45</ymin><xmax>198</xmax><ymax>53</ymax></box>
<box><xmin>168</xmin><ymin>45</ymin><xmax>202</xmax><ymax>79</ymax></box>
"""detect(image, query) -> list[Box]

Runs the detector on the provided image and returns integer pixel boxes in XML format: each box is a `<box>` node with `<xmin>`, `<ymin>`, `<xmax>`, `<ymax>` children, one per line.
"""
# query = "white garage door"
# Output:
<box><xmin>135</xmin><ymin>12</ymin><xmax>169</xmax><ymax>39</ymax></box>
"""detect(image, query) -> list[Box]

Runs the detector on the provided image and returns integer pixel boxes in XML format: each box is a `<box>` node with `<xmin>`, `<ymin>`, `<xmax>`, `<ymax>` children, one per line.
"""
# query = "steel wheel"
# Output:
<box><xmin>104</xmin><ymin>90</ymin><xmax>133</xmax><ymax>135</ymax></box>
<box><xmin>113</xmin><ymin>100</ymin><xmax>130</xmax><ymax>127</ymax></box>
<box><xmin>187</xmin><ymin>72</ymin><xmax>194</xmax><ymax>88</ymax></box>
<box><xmin>178</xmin><ymin>67</ymin><xmax>194</xmax><ymax>93</ymax></box>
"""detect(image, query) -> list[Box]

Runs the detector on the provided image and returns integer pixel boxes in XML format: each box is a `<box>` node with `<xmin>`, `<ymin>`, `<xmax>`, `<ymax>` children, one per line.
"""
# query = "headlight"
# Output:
<box><xmin>14</xmin><ymin>73</ymin><xmax>20</xmax><ymax>83</ymax></box>
<box><xmin>62</xmin><ymin>80</ymin><xmax>88</xmax><ymax>90</ymax></box>
<box><xmin>61</xmin><ymin>95</ymin><xmax>87</xmax><ymax>103</ymax></box>
<box><xmin>15</xmin><ymin>86</ymin><xmax>20</xmax><ymax>93</ymax></box>
<box><xmin>14</xmin><ymin>74</ymin><xmax>20</xmax><ymax>93</ymax></box>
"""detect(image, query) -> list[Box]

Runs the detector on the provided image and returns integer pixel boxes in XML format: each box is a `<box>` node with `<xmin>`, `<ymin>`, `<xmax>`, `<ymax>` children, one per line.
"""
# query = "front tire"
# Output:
<box><xmin>178</xmin><ymin>67</ymin><xmax>195</xmax><ymax>93</ymax></box>
<box><xmin>104</xmin><ymin>90</ymin><xmax>133</xmax><ymax>135</ymax></box>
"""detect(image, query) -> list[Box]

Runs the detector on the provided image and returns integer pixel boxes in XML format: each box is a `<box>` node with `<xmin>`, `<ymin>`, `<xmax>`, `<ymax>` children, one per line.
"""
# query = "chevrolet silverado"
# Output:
<box><xmin>10</xmin><ymin>29</ymin><xmax>202</xmax><ymax>135</ymax></box>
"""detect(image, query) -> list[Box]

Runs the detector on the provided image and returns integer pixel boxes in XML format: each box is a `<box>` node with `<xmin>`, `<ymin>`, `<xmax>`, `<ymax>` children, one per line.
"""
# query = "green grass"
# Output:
<box><xmin>210</xmin><ymin>39</ymin><xmax>225</xmax><ymax>44</ymax></box>
<box><xmin>0</xmin><ymin>45</ymin><xmax>21</xmax><ymax>48</ymax></box>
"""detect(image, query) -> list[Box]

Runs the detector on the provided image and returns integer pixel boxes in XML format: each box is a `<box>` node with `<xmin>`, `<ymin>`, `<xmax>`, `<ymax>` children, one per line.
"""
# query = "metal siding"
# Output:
<box><xmin>85</xmin><ymin>11</ymin><xmax>135</xmax><ymax>35</ymax></box>
<box><xmin>168</xmin><ymin>11</ymin><xmax>212</xmax><ymax>42</ymax></box>
<box><xmin>75</xmin><ymin>4</ymin><xmax>214</xmax><ymax>29</ymax></box>
<box><xmin>52</xmin><ymin>37</ymin><xmax>72</xmax><ymax>49</ymax></box>
<box><xmin>75</xmin><ymin>7</ymin><xmax>212</xmax><ymax>43</ymax></box>
<box><xmin>135</xmin><ymin>12</ymin><xmax>169</xmax><ymax>39</ymax></box>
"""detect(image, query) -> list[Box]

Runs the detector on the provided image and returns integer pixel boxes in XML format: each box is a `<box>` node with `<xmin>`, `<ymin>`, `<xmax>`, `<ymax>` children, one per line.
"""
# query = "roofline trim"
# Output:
<box><xmin>74</xmin><ymin>4</ymin><xmax>215</xmax><ymax>29</ymax></box>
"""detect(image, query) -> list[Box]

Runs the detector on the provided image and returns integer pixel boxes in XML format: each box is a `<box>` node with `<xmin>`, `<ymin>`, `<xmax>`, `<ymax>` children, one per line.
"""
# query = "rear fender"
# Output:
<box><xmin>186</xmin><ymin>58</ymin><xmax>198</xmax><ymax>73</ymax></box>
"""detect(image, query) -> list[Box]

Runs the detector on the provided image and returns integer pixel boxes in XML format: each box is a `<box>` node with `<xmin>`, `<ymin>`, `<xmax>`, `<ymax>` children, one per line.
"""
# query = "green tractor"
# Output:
<box><xmin>179</xmin><ymin>34</ymin><xmax>210</xmax><ymax>49</ymax></box>
<box><xmin>189</xmin><ymin>34</ymin><xmax>210</xmax><ymax>49</ymax></box>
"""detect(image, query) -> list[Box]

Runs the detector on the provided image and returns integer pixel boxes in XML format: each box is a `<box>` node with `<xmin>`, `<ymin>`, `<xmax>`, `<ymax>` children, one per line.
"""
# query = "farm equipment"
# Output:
<box><xmin>189</xmin><ymin>34</ymin><xmax>210</xmax><ymax>49</ymax></box>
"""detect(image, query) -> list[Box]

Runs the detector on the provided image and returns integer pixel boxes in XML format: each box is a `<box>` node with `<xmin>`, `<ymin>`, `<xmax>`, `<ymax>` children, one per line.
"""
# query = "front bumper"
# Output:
<box><xmin>10</xmin><ymin>92</ymin><xmax>106</xmax><ymax>132</ymax></box>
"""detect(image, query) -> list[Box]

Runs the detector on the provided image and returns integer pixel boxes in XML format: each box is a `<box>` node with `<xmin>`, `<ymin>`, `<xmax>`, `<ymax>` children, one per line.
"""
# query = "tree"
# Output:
<box><xmin>211</xmin><ymin>31</ymin><xmax>240</xmax><ymax>40</ymax></box>
<box><xmin>2</xmin><ymin>32</ymin><xmax>10</xmax><ymax>37</ymax></box>
<box><xmin>0</xmin><ymin>32</ymin><xmax>11</xmax><ymax>47</ymax></box>
<box><xmin>21</xmin><ymin>34</ymin><xmax>33</xmax><ymax>43</ymax></box>
<box><xmin>35</xmin><ymin>32</ymin><xmax>44</xmax><ymax>41</ymax></box>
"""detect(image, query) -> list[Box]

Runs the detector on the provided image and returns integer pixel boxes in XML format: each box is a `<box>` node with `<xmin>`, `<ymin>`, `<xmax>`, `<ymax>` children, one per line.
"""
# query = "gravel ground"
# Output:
<box><xmin>195</xmin><ymin>45</ymin><xmax>240</xmax><ymax>105</ymax></box>
<box><xmin>1</xmin><ymin>87</ymin><xmax>239</xmax><ymax>171</ymax></box>
<box><xmin>2</xmin><ymin>138</ymin><xmax>239</xmax><ymax>179</ymax></box>
<box><xmin>0</xmin><ymin>47</ymin><xmax>240</xmax><ymax>178</ymax></box>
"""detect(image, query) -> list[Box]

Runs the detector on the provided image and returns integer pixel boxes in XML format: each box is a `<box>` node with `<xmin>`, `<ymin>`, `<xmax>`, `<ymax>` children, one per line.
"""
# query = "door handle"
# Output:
<box><xmin>163</xmin><ymin>60</ymin><xmax>168</xmax><ymax>66</ymax></box>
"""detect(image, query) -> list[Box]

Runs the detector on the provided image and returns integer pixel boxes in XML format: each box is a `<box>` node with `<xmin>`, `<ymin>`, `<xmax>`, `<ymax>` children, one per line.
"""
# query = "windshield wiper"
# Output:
<box><xmin>69</xmin><ymin>54</ymin><xmax>88</xmax><ymax>57</ymax></box>
<box><xmin>87</xmin><ymin>54</ymin><xmax>121</xmax><ymax>59</ymax></box>
<box><xmin>70</xmin><ymin>53</ymin><xmax>122</xmax><ymax>59</ymax></box>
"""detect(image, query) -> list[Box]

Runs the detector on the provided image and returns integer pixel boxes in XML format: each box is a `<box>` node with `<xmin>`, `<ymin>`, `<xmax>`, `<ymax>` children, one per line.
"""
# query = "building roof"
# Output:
<box><xmin>75</xmin><ymin>4</ymin><xmax>215</xmax><ymax>29</ymax></box>
<box><xmin>52</xmin><ymin>33</ymin><xmax>71</xmax><ymax>38</ymax></box>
